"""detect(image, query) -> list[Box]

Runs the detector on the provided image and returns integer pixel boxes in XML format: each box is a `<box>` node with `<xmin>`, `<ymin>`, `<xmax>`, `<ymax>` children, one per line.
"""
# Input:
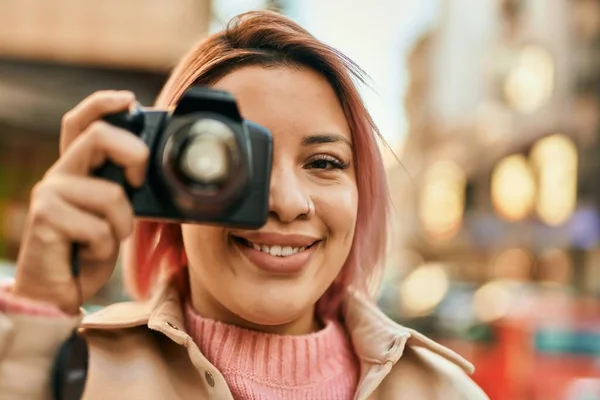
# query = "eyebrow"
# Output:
<box><xmin>301</xmin><ymin>133</ymin><xmax>353</xmax><ymax>149</ymax></box>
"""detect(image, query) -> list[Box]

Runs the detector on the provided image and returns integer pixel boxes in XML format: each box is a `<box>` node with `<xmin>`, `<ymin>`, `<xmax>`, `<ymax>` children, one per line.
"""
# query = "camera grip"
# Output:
<box><xmin>93</xmin><ymin>162</ymin><xmax>130</xmax><ymax>193</ymax></box>
<box><xmin>92</xmin><ymin>109</ymin><xmax>145</xmax><ymax>201</ymax></box>
<box><xmin>102</xmin><ymin>108</ymin><xmax>144</xmax><ymax>135</ymax></box>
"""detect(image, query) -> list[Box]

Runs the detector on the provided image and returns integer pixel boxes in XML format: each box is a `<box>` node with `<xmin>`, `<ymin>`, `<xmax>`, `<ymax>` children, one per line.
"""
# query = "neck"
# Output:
<box><xmin>189</xmin><ymin>284</ymin><xmax>320</xmax><ymax>335</ymax></box>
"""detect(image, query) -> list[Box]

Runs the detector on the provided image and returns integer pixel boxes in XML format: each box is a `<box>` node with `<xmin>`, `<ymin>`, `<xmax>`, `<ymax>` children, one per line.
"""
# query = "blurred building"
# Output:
<box><xmin>0</xmin><ymin>0</ymin><xmax>211</xmax><ymax>302</ymax></box>
<box><xmin>384</xmin><ymin>0</ymin><xmax>600</xmax><ymax>398</ymax></box>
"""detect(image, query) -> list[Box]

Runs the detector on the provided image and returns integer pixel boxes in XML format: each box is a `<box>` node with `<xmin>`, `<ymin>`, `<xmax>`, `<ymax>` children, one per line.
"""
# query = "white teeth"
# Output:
<box><xmin>246</xmin><ymin>241</ymin><xmax>311</xmax><ymax>257</ymax></box>
<box><xmin>269</xmin><ymin>245</ymin><xmax>282</xmax><ymax>256</ymax></box>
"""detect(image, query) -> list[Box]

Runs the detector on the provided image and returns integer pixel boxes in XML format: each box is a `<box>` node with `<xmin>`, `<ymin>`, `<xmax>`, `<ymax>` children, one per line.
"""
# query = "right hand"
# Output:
<box><xmin>13</xmin><ymin>91</ymin><xmax>150</xmax><ymax>314</ymax></box>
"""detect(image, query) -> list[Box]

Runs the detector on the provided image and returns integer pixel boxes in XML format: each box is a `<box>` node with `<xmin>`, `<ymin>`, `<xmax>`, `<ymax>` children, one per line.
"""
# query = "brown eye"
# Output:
<box><xmin>306</xmin><ymin>155</ymin><xmax>349</xmax><ymax>170</ymax></box>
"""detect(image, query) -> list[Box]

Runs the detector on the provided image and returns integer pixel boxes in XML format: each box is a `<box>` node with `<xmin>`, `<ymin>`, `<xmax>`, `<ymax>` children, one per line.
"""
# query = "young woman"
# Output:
<box><xmin>0</xmin><ymin>11</ymin><xmax>488</xmax><ymax>399</ymax></box>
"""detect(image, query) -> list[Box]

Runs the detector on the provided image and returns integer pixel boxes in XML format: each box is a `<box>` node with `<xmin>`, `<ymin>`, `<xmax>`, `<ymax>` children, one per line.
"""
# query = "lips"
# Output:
<box><xmin>230</xmin><ymin>232</ymin><xmax>321</xmax><ymax>274</ymax></box>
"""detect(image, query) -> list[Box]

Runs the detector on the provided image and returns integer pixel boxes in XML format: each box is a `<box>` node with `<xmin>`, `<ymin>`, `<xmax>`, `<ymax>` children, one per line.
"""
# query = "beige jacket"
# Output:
<box><xmin>0</xmin><ymin>281</ymin><xmax>489</xmax><ymax>399</ymax></box>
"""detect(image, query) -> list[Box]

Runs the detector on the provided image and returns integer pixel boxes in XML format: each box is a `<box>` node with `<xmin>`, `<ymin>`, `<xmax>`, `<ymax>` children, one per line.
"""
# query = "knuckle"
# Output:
<box><xmin>28</xmin><ymin>196</ymin><xmax>53</xmax><ymax>229</ymax></box>
<box><xmin>105</xmin><ymin>183</ymin><xmax>127</xmax><ymax>205</ymax></box>
<box><xmin>140</xmin><ymin>143</ymin><xmax>150</xmax><ymax>159</ymax></box>
<box><xmin>30</xmin><ymin>180</ymin><xmax>46</xmax><ymax>200</ymax></box>
<box><xmin>89</xmin><ymin>223</ymin><xmax>115</xmax><ymax>260</ymax></box>
<box><xmin>88</xmin><ymin>221</ymin><xmax>111</xmax><ymax>245</ymax></box>
<box><xmin>38</xmin><ymin>175</ymin><xmax>61</xmax><ymax>191</ymax></box>
<box><xmin>133</xmin><ymin>143</ymin><xmax>150</xmax><ymax>164</ymax></box>
<box><xmin>118</xmin><ymin>212</ymin><xmax>135</xmax><ymax>238</ymax></box>
<box><xmin>122</xmin><ymin>218</ymin><xmax>134</xmax><ymax>238</ymax></box>
<box><xmin>95</xmin><ymin>242</ymin><xmax>116</xmax><ymax>262</ymax></box>
<box><xmin>32</xmin><ymin>175</ymin><xmax>65</xmax><ymax>202</ymax></box>
<box><xmin>90</xmin><ymin>90</ymin><xmax>113</xmax><ymax>102</ymax></box>
<box><xmin>29</xmin><ymin>183</ymin><xmax>56</xmax><ymax>221</ymax></box>
<box><xmin>28</xmin><ymin>198</ymin><xmax>51</xmax><ymax>226</ymax></box>
<box><xmin>31</xmin><ymin>224</ymin><xmax>62</xmax><ymax>248</ymax></box>
<box><xmin>86</xmin><ymin>121</ymin><xmax>110</xmax><ymax>147</ymax></box>
<box><xmin>90</xmin><ymin>90</ymin><xmax>124</xmax><ymax>108</ymax></box>
<box><xmin>87</xmin><ymin>120</ymin><xmax>106</xmax><ymax>137</ymax></box>
<box><xmin>61</xmin><ymin>111</ymin><xmax>76</xmax><ymax>131</ymax></box>
<box><xmin>95</xmin><ymin>221</ymin><xmax>113</xmax><ymax>242</ymax></box>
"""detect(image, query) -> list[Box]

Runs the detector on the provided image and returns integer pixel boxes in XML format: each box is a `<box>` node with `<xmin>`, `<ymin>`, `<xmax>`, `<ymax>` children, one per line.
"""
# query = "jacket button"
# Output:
<box><xmin>205</xmin><ymin>371</ymin><xmax>215</xmax><ymax>387</ymax></box>
<box><xmin>166</xmin><ymin>322</ymin><xmax>179</xmax><ymax>330</ymax></box>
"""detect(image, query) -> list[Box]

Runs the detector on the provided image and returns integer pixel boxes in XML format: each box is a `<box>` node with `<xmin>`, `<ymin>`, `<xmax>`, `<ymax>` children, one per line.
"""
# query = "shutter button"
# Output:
<box><xmin>205</xmin><ymin>371</ymin><xmax>215</xmax><ymax>387</ymax></box>
<box><xmin>166</xmin><ymin>322</ymin><xmax>178</xmax><ymax>330</ymax></box>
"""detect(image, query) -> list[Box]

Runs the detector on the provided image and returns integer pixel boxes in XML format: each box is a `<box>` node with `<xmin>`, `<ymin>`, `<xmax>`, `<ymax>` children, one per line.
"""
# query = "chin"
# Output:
<box><xmin>230</xmin><ymin>287</ymin><xmax>314</xmax><ymax>327</ymax></box>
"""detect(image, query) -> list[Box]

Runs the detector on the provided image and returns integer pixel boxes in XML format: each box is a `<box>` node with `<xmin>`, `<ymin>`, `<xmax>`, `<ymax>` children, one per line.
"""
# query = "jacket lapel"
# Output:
<box><xmin>342</xmin><ymin>291</ymin><xmax>410</xmax><ymax>400</ymax></box>
<box><xmin>341</xmin><ymin>290</ymin><xmax>474</xmax><ymax>399</ymax></box>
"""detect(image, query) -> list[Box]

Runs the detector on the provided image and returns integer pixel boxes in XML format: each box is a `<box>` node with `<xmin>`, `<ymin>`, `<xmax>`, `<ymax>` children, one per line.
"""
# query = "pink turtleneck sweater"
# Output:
<box><xmin>0</xmin><ymin>286</ymin><xmax>360</xmax><ymax>399</ymax></box>
<box><xmin>184</xmin><ymin>304</ymin><xmax>359</xmax><ymax>399</ymax></box>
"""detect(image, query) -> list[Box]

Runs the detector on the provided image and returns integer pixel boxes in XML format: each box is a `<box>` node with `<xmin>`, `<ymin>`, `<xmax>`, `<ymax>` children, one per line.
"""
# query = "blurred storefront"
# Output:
<box><xmin>0</xmin><ymin>0</ymin><xmax>211</xmax><ymax>304</ymax></box>
<box><xmin>384</xmin><ymin>0</ymin><xmax>600</xmax><ymax>398</ymax></box>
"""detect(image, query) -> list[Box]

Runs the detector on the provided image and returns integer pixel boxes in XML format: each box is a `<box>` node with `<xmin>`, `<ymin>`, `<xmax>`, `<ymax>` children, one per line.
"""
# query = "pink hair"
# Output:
<box><xmin>122</xmin><ymin>11</ymin><xmax>390</xmax><ymax>315</ymax></box>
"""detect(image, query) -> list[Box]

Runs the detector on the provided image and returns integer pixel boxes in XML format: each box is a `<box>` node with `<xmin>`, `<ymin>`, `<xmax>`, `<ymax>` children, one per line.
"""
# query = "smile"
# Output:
<box><xmin>235</xmin><ymin>237</ymin><xmax>317</xmax><ymax>257</ymax></box>
<box><xmin>230</xmin><ymin>234</ymin><xmax>321</xmax><ymax>274</ymax></box>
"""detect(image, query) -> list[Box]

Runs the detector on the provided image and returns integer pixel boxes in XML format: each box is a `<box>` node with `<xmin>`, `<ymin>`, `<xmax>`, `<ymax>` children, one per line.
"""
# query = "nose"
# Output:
<box><xmin>268</xmin><ymin>162</ymin><xmax>310</xmax><ymax>223</ymax></box>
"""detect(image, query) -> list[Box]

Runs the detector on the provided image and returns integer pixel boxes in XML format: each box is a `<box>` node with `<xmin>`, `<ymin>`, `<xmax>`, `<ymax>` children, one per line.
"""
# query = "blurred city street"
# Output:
<box><xmin>0</xmin><ymin>0</ymin><xmax>599</xmax><ymax>398</ymax></box>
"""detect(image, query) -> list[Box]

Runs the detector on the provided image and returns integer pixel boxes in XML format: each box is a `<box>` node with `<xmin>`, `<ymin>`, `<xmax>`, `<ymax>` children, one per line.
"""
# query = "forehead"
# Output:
<box><xmin>211</xmin><ymin>65</ymin><xmax>351</xmax><ymax>142</ymax></box>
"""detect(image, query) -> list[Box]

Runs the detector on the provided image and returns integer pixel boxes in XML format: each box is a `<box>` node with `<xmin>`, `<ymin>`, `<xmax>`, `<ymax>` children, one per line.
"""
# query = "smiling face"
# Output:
<box><xmin>182</xmin><ymin>65</ymin><xmax>358</xmax><ymax>334</ymax></box>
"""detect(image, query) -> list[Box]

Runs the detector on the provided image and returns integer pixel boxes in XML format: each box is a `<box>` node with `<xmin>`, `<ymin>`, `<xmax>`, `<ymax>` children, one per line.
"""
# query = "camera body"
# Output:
<box><xmin>95</xmin><ymin>87</ymin><xmax>273</xmax><ymax>229</ymax></box>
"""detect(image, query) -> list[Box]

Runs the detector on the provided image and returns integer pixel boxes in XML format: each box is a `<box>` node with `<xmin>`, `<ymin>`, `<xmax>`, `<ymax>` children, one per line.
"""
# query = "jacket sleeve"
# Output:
<box><xmin>0</xmin><ymin>284</ymin><xmax>82</xmax><ymax>399</ymax></box>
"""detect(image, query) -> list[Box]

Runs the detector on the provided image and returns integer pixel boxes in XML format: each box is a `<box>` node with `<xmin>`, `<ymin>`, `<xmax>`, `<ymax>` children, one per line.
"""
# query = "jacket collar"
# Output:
<box><xmin>342</xmin><ymin>289</ymin><xmax>474</xmax><ymax>371</ymax></box>
<box><xmin>82</xmin><ymin>280</ymin><xmax>474</xmax><ymax>375</ymax></box>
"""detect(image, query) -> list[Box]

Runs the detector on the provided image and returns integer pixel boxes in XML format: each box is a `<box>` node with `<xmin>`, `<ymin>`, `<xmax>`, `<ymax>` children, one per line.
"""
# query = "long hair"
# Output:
<box><xmin>122</xmin><ymin>10</ymin><xmax>391</xmax><ymax>315</ymax></box>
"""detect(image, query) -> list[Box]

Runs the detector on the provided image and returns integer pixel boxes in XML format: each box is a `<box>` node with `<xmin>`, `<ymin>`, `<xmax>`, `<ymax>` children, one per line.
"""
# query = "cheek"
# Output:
<box><xmin>316</xmin><ymin>184</ymin><xmax>358</xmax><ymax>245</ymax></box>
<box><xmin>181</xmin><ymin>225</ymin><xmax>228</xmax><ymax>268</ymax></box>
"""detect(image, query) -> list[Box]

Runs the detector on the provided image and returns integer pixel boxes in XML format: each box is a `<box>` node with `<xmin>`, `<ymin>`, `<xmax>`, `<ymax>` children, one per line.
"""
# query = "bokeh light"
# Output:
<box><xmin>399</xmin><ymin>263</ymin><xmax>450</xmax><ymax>317</ymax></box>
<box><xmin>491</xmin><ymin>154</ymin><xmax>536</xmax><ymax>221</ymax></box>
<box><xmin>535</xmin><ymin>248</ymin><xmax>573</xmax><ymax>286</ymax></box>
<box><xmin>530</xmin><ymin>134</ymin><xmax>578</xmax><ymax>226</ymax></box>
<box><xmin>473</xmin><ymin>280</ymin><xmax>513</xmax><ymax>322</ymax></box>
<box><xmin>504</xmin><ymin>45</ymin><xmax>555</xmax><ymax>113</ymax></box>
<box><xmin>493</xmin><ymin>247</ymin><xmax>533</xmax><ymax>282</ymax></box>
<box><xmin>419</xmin><ymin>160</ymin><xmax>466</xmax><ymax>240</ymax></box>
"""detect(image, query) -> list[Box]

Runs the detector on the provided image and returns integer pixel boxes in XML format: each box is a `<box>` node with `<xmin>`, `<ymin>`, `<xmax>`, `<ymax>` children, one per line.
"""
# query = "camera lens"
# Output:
<box><xmin>173</xmin><ymin>118</ymin><xmax>239</xmax><ymax>188</ymax></box>
<box><xmin>180</xmin><ymin>133</ymin><xmax>229</xmax><ymax>183</ymax></box>
<box><xmin>158</xmin><ymin>113</ymin><xmax>251</xmax><ymax>217</ymax></box>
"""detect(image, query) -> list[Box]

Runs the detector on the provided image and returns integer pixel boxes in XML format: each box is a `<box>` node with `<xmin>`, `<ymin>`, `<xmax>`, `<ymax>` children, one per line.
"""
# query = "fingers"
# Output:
<box><xmin>60</xmin><ymin>90</ymin><xmax>135</xmax><ymax>155</ymax></box>
<box><xmin>34</xmin><ymin>175</ymin><xmax>135</xmax><ymax>240</ymax></box>
<box><xmin>49</xmin><ymin>120</ymin><xmax>150</xmax><ymax>187</ymax></box>
<box><xmin>27</xmin><ymin>190</ymin><xmax>118</xmax><ymax>263</ymax></box>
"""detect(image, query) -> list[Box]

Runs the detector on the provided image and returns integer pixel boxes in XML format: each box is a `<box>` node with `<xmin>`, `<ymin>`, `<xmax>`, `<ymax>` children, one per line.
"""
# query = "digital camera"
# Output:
<box><xmin>95</xmin><ymin>87</ymin><xmax>273</xmax><ymax>229</ymax></box>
